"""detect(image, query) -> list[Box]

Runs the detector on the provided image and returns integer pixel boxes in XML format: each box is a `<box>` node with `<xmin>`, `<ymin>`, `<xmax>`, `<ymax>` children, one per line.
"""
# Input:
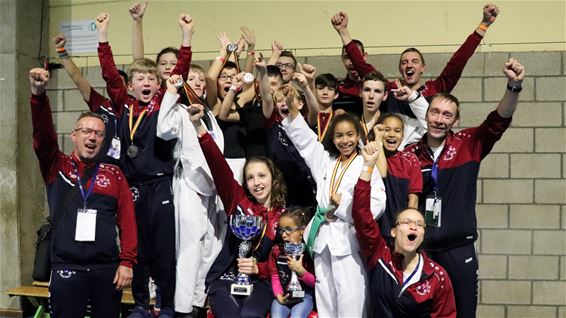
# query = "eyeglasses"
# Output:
<box><xmin>218</xmin><ymin>74</ymin><xmax>237</xmax><ymax>81</ymax></box>
<box><xmin>74</xmin><ymin>127</ymin><xmax>105</xmax><ymax>138</ymax></box>
<box><xmin>277</xmin><ymin>226</ymin><xmax>304</xmax><ymax>235</ymax></box>
<box><xmin>395</xmin><ymin>218</ymin><xmax>425</xmax><ymax>229</ymax></box>
<box><xmin>276</xmin><ymin>63</ymin><xmax>295</xmax><ymax>70</ymax></box>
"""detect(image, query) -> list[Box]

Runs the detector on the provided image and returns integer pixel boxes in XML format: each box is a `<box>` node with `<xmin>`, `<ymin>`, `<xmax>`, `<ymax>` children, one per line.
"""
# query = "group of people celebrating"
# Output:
<box><xmin>29</xmin><ymin>2</ymin><xmax>526</xmax><ymax>318</ymax></box>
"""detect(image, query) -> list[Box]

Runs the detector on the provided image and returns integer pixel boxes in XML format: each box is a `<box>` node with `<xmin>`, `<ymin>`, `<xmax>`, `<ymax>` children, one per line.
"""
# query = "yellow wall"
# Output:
<box><xmin>49</xmin><ymin>0</ymin><xmax>566</xmax><ymax>66</ymax></box>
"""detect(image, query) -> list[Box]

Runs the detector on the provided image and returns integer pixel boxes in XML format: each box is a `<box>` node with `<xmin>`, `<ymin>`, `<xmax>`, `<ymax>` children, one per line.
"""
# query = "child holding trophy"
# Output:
<box><xmin>268</xmin><ymin>208</ymin><xmax>315</xmax><ymax>318</ymax></box>
<box><xmin>187</xmin><ymin>103</ymin><xmax>286</xmax><ymax>318</ymax></box>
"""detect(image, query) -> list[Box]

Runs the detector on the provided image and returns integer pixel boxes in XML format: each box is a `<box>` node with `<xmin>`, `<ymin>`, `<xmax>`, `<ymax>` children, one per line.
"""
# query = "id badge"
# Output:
<box><xmin>425</xmin><ymin>195</ymin><xmax>442</xmax><ymax>227</ymax></box>
<box><xmin>75</xmin><ymin>208</ymin><xmax>97</xmax><ymax>241</ymax></box>
<box><xmin>107</xmin><ymin>137</ymin><xmax>121</xmax><ymax>159</ymax></box>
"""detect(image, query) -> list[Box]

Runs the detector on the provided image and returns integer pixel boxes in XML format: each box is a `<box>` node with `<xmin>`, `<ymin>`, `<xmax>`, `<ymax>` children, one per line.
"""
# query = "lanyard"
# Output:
<box><xmin>431</xmin><ymin>159</ymin><xmax>439</xmax><ymax>192</ymax></box>
<box><xmin>329</xmin><ymin>152</ymin><xmax>357</xmax><ymax>195</ymax></box>
<box><xmin>71</xmin><ymin>161</ymin><xmax>99</xmax><ymax>208</ymax></box>
<box><xmin>401</xmin><ymin>254</ymin><xmax>421</xmax><ymax>289</ymax></box>
<box><xmin>317</xmin><ymin>111</ymin><xmax>333</xmax><ymax>141</ymax></box>
<box><xmin>112</xmin><ymin>116</ymin><xmax>118</xmax><ymax>138</ymax></box>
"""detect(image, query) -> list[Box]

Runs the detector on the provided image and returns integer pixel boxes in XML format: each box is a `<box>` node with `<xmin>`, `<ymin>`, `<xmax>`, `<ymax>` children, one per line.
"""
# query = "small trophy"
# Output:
<box><xmin>230</xmin><ymin>215</ymin><xmax>264</xmax><ymax>296</ymax></box>
<box><xmin>284</xmin><ymin>242</ymin><xmax>305</xmax><ymax>299</ymax></box>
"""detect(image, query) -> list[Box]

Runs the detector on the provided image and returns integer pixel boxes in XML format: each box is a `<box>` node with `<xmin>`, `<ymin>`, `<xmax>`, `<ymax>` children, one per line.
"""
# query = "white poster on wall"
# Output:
<box><xmin>60</xmin><ymin>20</ymin><xmax>98</xmax><ymax>54</ymax></box>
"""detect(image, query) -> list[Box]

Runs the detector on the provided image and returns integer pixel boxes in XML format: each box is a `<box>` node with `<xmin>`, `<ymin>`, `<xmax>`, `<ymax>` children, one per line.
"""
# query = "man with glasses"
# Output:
<box><xmin>272</xmin><ymin>49</ymin><xmax>297</xmax><ymax>84</ymax></box>
<box><xmin>28</xmin><ymin>68</ymin><xmax>137</xmax><ymax>318</ymax></box>
<box><xmin>406</xmin><ymin>58</ymin><xmax>525</xmax><ymax>318</ymax></box>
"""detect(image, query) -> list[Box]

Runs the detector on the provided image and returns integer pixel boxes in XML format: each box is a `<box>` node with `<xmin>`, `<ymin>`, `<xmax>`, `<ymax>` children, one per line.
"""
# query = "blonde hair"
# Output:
<box><xmin>128</xmin><ymin>58</ymin><xmax>158</xmax><ymax>81</ymax></box>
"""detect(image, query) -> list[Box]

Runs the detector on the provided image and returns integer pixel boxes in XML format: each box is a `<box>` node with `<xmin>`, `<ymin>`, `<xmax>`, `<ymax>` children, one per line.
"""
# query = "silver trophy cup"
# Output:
<box><xmin>230</xmin><ymin>215</ymin><xmax>264</xmax><ymax>296</ymax></box>
<box><xmin>284</xmin><ymin>242</ymin><xmax>305</xmax><ymax>299</ymax></box>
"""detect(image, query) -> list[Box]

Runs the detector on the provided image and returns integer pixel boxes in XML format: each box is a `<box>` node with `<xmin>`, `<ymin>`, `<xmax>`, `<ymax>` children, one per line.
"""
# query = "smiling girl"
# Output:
<box><xmin>187</xmin><ymin>103</ymin><xmax>285</xmax><ymax>318</ymax></box>
<box><xmin>352</xmin><ymin>141</ymin><xmax>456</xmax><ymax>317</ymax></box>
<box><xmin>372</xmin><ymin>114</ymin><xmax>423</xmax><ymax>245</ymax></box>
<box><xmin>281</xmin><ymin>96</ymin><xmax>386</xmax><ymax>317</ymax></box>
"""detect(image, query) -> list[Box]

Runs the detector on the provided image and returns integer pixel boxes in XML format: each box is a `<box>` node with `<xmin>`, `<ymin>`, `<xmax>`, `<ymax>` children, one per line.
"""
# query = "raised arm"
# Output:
<box><xmin>241</xmin><ymin>26</ymin><xmax>256</xmax><ymax>73</ymax></box>
<box><xmin>218</xmin><ymin>72</ymin><xmax>245</xmax><ymax>122</ymax></box>
<box><xmin>331</xmin><ymin>11</ymin><xmax>353</xmax><ymax>46</ymax></box>
<box><xmin>393</xmin><ymin>84</ymin><xmax>429</xmax><ymax>148</ymax></box>
<box><xmin>332</xmin><ymin>11</ymin><xmax>376</xmax><ymax>79</ymax></box>
<box><xmin>96</xmin><ymin>12</ymin><xmax>128</xmax><ymax>116</ymax></box>
<box><xmin>29</xmin><ymin>68</ymin><xmax>61</xmax><ymax>183</ymax></box>
<box><xmin>475</xmin><ymin>3</ymin><xmax>499</xmax><ymax>37</ymax></box>
<box><xmin>371</xmin><ymin>124</ymin><xmax>388</xmax><ymax>178</ymax></box>
<box><xmin>496</xmin><ymin>58</ymin><xmax>524</xmax><ymax>118</ymax></box>
<box><xmin>170</xmin><ymin>13</ymin><xmax>194</xmax><ymax>81</ymax></box>
<box><xmin>352</xmin><ymin>141</ymin><xmax>388</xmax><ymax>268</ymax></box>
<box><xmin>255</xmin><ymin>54</ymin><xmax>274</xmax><ymax>119</ymax></box>
<box><xmin>281</xmin><ymin>102</ymin><xmax>331</xmax><ymax>186</ymax></box>
<box><xmin>129</xmin><ymin>1</ymin><xmax>147</xmax><ymax>60</ymax></box>
<box><xmin>53</xmin><ymin>34</ymin><xmax>92</xmax><ymax>102</ymax></box>
<box><xmin>296</xmin><ymin>64</ymin><xmax>319</xmax><ymax>126</ymax></box>
<box><xmin>267</xmin><ymin>40</ymin><xmax>283</xmax><ymax>66</ymax></box>
<box><xmin>206</xmin><ymin>32</ymin><xmax>230</xmax><ymax>111</ymax></box>
<box><xmin>188</xmin><ymin>104</ymin><xmax>245</xmax><ymax>214</ymax></box>
<box><xmin>432</xmin><ymin>4</ymin><xmax>499</xmax><ymax>94</ymax></box>
<box><xmin>292</xmin><ymin>72</ymin><xmax>318</xmax><ymax>126</ymax></box>
<box><xmin>156</xmin><ymin>75</ymin><xmax>183</xmax><ymax>140</ymax></box>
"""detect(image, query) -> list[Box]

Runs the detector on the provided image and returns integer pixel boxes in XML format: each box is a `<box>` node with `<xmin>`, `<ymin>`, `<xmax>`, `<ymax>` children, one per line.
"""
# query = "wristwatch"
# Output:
<box><xmin>506</xmin><ymin>83</ymin><xmax>522</xmax><ymax>93</ymax></box>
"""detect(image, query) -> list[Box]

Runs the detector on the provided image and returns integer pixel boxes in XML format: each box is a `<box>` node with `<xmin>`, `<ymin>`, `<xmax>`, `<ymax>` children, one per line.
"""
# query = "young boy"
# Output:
<box><xmin>312</xmin><ymin>73</ymin><xmax>340</xmax><ymax>141</ymax></box>
<box><xmin>96</xmin><ymin>11</ymin><xmax>193</xmax><ymax>318</ymax></box>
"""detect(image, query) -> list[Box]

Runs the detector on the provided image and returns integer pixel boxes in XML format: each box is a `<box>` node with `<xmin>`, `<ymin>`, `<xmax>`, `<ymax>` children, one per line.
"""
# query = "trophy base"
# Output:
<box><xmin>231</xmin><ymin>283</ymin><xmax>253</xmax><ymax>296</ymax></box>
<box><xmin>290</xmin><ymin>290</ymin><xmax>305</xmax><ymax>298</ymax></box>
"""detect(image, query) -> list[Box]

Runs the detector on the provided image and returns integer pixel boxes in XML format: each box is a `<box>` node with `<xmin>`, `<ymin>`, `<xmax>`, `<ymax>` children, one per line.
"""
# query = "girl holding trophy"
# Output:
<box><xmin>268</xmin><ymin>208</ymin><xmax>315</xmax><ymax>318</ymax></box>
<box><xmin>187</xmin><ymin>103</ymin><xmax>286</xmax><ymax>318</ymax></box>
<box><xmin>281</xmin><ymin>89</ymin><xmax>387</xmax><ymax>317</ymax></box>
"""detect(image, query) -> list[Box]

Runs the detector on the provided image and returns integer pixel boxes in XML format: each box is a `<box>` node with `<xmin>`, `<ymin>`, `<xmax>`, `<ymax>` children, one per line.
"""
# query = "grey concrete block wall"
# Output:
<box><xmin>43</xmin><ymin>50</ymin><xmax>565</xmax><ymax>317</ymax></box>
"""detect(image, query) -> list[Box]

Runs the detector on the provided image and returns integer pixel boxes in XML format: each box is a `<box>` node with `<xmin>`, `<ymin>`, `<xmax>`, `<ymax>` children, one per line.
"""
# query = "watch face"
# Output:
<box><xmin>227</xmin><ymin>43</ymin><xmax>238</xmax><ymax>53</ymax></box>
<box><xmin>507</xmin><ymin>84</ymin><xmax>522</xmax><ymax>93</ymax></box>
<box><xmin>243</xmin><ymin>73</ymin><xmax>255</xmax><ymax>84</ymax></box>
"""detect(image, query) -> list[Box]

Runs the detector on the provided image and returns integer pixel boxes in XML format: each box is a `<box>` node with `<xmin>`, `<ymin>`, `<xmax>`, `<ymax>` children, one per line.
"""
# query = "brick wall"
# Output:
<box><xmin>46</xmin><ymin>50</ymin><xmax>566</xmax><ymax>317</ymax></box>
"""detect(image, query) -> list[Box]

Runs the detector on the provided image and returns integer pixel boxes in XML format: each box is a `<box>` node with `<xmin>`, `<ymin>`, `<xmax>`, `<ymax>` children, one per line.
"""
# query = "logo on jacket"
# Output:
<box><xmin>130</xmin><ymin>186</ymin><xmax>140</xmax><ymax>202</ymax></box>
<box><xmin>57</xmin><ymin>269</ymin><xmax>76</xmax><ymax>279</ymax></box>
<box><xmin>443</xmin><ymin>145</ymin><xmax>457</xmax><ymax>161</ymax></box>
<box><xmin>278</xmin><ymin>131</ymin><xmax>289</xmax><ymax>147</ymax></box>
<box><xmin>416</xmin><ymin>280</ymin><xmax>431</xmax><ymax>296</ymax></box>
<box><xmin>101</xmin><ymin>113</ymin><xmax>109</xmax><ymax>124</ymax></box>
<box><xmin>96</xmin><ymin>175</ymin><xmax>110</xmax><ymax>188</ymax></box>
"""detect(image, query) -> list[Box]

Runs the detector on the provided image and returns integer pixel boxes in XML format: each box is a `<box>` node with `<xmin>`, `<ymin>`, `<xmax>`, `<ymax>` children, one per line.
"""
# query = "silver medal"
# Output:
<box><xmin>127</xmin><ymin>145</ymin><xmax>139</xmax><ymax>158</ymax></box>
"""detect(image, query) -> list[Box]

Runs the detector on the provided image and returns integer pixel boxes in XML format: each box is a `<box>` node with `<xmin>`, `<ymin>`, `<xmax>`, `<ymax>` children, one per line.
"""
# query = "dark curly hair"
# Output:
<box><xmin>321</xmin><ymin>113</ymin><xmax>364</xmax><ymax>158</ymax></box>
<box><xmin>243</xmin><ymin>156</ymin><xmax>287</xmax><ymax>210</ymax></box>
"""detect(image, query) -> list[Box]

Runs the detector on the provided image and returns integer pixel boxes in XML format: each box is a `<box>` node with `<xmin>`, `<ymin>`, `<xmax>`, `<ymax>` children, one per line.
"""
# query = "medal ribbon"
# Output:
<box><xmin>317</xmin><ymin>111</ymin><xmax>333</xmax><ymax>141</ymax></box>
<box><xmin>329</xmin><ymin>152</ymin><xmax>357</xmax><ymax>195</ymax></box>
<box><xmin>70</xmin><ymin>161</ymin><xmax>100</xmax><ymax>208</ymax></box>
<box><xmin>182</xmin><ymin>82</ymin><xmax>201</xmax><ymax>105</ymax></box>
<box><xmin>360</xmin><ymin>114</ymin><xmax>369</xmax><ymax>142</ymax></box>
<box><xmin>129</xmin><ymin>105</ymin><xmax>148</xmax><ymax>142</ymax></box>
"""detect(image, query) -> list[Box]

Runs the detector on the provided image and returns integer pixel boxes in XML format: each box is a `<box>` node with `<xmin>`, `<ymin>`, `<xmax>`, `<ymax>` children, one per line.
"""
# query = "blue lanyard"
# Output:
<box><xmin>401</xmin><ymin>254</ymin><xmax>421</xmax><ymax>289</ymax></box>
<box><xmin>431</xmin><ymin>159</ymin><xmax>439</xmax><ymax>192</ymax></box>
<box><xmin>71</xmin><ymin>161</ymin><xmax>99</xmax><ymax>208</ymax></box>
